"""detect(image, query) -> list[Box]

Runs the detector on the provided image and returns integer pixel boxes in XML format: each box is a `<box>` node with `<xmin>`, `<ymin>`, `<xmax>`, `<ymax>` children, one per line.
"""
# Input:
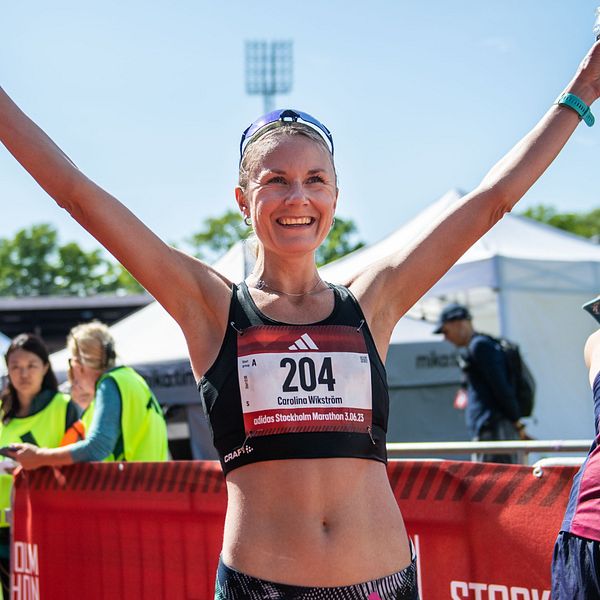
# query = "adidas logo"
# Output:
<box><xmin>288</xmin><ymin>333</ymin><xmax>319</xmax><ymax>351</ymax></box>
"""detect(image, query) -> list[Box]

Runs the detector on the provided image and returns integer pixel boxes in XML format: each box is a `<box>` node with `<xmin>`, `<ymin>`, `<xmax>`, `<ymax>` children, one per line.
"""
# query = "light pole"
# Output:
<box><xmin>245</xmin><ymin>41</ymin><xmax>293</xmax><ymax>114</ymax></box>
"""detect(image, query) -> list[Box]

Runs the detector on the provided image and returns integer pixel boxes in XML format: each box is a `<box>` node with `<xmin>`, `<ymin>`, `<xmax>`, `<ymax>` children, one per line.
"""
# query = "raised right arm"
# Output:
<box><xmin>0</xmin><ymin>86</ymin><xmax>231</xmax><ymax>371</ymax></box>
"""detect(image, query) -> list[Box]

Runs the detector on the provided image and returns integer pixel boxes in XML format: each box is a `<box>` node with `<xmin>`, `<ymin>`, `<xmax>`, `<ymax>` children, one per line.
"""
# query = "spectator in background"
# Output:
<box><xmin>435</xmin><ymin>303</ymin><xmax>530</xmax><ymax>463</ymax></box>
<box><xmin>552</xmin><ymin>296</ymin><xmax>600</xmax><ymax>599</ymax></box>
<box><xmin>8</xmin><ymin>321</ymin><xmax>168</xmax><ymax>468</ymax></box>
<box><xmin>0</xmin><ymin>333</ymin><xmax>81</xmax><ymax>595</ymax></box>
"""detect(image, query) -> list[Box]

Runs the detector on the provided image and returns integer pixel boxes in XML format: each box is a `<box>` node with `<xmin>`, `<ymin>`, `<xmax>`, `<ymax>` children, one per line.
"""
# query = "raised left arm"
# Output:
<box><xmin>352</xmin><ymin>42</ymin><xmax>600</xmax><ymax>353</ymax></box>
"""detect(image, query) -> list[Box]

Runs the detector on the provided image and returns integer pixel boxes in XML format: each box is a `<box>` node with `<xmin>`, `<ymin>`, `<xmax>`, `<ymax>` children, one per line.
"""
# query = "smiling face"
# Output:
<box><xmin>7</xmin><ymin>348</ymin><xmax>49</xmax><ymax>402</ymax></box>
<box><xmin>236</xmin><ymin>133</ymin><xmax>338</xmax><ymax>259</ymax></box>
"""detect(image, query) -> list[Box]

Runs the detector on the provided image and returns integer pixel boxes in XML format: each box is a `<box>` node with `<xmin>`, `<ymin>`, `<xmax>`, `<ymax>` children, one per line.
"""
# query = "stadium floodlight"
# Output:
<box><xmin>245</xmin><ymin>41</ymin><xmax>293</xmax><ymax>114</ymax></box>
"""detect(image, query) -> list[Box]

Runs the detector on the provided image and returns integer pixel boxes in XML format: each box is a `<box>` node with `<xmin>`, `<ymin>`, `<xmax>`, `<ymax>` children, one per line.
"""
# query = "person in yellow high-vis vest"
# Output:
<box><xmin>0</xmin><ymin>333</ymin><xmax>82</xmax><ymax>597</ymax></box>
<box><xmin>8</xmin><ymin>321</ymin><xmax>168</xmax><ymax>468</ymax></box>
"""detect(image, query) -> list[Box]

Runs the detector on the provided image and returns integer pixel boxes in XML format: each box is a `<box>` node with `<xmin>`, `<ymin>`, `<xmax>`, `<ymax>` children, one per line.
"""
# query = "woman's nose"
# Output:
<box><xmin>285</xmin><ymin>180</ymin><xmax>308</xmax><ymax>203</ymax></box>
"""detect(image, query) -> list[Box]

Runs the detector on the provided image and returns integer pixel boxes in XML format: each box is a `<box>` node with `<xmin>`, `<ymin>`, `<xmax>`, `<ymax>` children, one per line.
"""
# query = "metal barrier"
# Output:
<box><xmin>386</xmin><ymin>439</ymin><xmax>593</xmax><ymax>464</ymax></box>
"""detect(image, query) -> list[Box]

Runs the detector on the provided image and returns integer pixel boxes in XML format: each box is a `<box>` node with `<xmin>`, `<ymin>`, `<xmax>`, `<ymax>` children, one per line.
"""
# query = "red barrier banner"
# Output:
<box><xmin>10</xmin><ymin>460</ymin><xmax>575</xmax><ymax>599</ymax></box>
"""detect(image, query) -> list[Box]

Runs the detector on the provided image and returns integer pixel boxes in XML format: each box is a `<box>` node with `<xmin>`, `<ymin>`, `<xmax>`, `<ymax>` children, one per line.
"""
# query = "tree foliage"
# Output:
<box><xmin>316</xmin><ymin>217</ymin><xmax>365</xmax><ymax>267</ymax></box>
<box><xmin>0</xmin><ymin>224</ymin><xmax>143</xmax><ymax>297</ymax></box>
<box><xmin>185</xmin><ymin>209</ymin><xmax>249</xmax><ymax>261</ymax></box>
<box><xmin>521</xmin><ymin>204</ymin><xmax>600</xmax><ymax>241</ymax></box>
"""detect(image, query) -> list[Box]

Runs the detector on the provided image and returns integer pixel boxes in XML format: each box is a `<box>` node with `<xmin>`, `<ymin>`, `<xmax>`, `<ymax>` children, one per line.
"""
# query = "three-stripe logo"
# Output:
<box><xmin>288</xmin><ymin>333</ymin><xmax>319</xmax><ymax>351</ymax></box>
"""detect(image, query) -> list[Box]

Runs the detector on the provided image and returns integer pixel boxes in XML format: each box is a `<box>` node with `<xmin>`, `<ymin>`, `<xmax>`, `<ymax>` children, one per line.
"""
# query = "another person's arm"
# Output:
<box><xmin>9</xmin><ymin>378</ymin><xmax>122</xmax><ymax>469</ymax></box>
<box><xmin>585</xmin><ymin>329</ymin><xmax>600</xmax><ymax>386</ymax></box>
<box><xmin>351</xmin><ymin>43</ymin><xmax>600</xmax><ymax>350</ymax></box>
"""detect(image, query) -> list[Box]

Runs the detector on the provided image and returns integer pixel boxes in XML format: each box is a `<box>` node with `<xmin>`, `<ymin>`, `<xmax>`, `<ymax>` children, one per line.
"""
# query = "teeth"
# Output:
<box><xmin>278</xmin><ymin>217</ymin><xmax>312</xmax><ymax>225</ymax></box>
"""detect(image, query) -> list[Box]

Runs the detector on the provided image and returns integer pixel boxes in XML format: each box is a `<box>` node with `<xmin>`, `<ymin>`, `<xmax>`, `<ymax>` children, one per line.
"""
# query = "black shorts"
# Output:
<box><xmin>214</xmin><ymin>552</ymin><xmax>419</xmax><ymax>600</ymax></box>
<box><xmin>552</xmin><ymin>531</ymin><xmax>600</xmax><ymax>599</ymax></box>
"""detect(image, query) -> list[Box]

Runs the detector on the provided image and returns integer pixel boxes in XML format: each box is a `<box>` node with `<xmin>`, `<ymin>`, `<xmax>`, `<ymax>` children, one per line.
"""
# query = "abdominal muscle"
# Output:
<box><xmin>222</xmin><ymin>457</ymin><xmax>411</xmax><ymax>587</ymax></box>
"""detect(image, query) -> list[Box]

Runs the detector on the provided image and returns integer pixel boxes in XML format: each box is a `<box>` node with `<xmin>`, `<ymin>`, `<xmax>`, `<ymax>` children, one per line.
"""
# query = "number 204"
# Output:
<box><xmin>280</xmin><ymin>357</ymin><xmax>336</xmax><ymax>392</ymax></box>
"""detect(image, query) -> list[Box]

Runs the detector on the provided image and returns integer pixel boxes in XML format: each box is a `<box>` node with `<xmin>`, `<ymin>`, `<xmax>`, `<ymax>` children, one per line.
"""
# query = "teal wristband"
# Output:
<box><xmin>556</xmin><ymin>92</ymin><xmax>595</xmax><ymax>127</ymax></box>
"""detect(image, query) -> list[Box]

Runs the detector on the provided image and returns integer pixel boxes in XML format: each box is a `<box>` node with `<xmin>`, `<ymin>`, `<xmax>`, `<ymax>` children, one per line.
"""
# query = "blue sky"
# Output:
<box><xmin>1</xmin><ymin>1</ymin><xmax>599</xmax><ymax>254</ymax></box>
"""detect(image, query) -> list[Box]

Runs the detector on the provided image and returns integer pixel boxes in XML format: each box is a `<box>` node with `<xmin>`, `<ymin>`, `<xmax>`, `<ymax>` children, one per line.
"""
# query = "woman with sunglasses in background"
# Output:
<box><xmin>6</xmin><ymin>321</ymin><xmax>168</xmax><ymax>468</ymax></box>
<box><xmin>0</xmin><ymin>333</ymin><xmax>81</xmax><ymax>596</ymax></box>
<box><xmin>1</xmin><ymin>39</ymin><xmax>600</xmax><ymax>599</ymax></box>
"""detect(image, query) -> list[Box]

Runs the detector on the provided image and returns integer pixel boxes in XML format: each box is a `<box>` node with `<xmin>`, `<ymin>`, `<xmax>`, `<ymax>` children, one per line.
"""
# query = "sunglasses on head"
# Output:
<box><xmin>239</xmin><ymin>109</ymin><xmax>334</xmax><ymax>162</ymax></box>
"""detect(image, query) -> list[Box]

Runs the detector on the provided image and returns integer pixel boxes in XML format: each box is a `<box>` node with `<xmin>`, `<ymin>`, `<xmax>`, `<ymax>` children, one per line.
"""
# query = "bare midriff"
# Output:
<box><xmin>222</xmin><ymin>457</ymin><xmax>410</xmax><ymax>587</ymax></box>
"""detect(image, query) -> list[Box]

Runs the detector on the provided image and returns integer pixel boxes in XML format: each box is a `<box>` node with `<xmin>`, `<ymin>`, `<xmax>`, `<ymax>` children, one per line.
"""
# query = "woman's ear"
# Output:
<box><xmin>235</xmin><ymin>187</ymin><xmax>249</xmax><ymax>218</ymax></box>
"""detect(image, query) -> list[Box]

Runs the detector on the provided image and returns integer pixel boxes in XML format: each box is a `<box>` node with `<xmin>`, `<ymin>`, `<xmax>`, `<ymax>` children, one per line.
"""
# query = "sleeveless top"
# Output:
<box><xmin>199</xmin><ymin>282</ymin><xmax>389</xmax><ymax>475</ymax></box>
<box><xmin>561</xmin><ymin>370</ymin><xmax>600</xmax><ymax>540</ymax></box>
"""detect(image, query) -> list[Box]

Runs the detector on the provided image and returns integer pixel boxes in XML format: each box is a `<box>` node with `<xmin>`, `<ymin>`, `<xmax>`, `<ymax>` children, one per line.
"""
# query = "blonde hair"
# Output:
<box><xmin>238</xmin><ymin>121</ymin><xmax>337</xmax><ymax>192</ymax></box>
<box><xmin>67</xmin><ymin>321</ymin><xmax>116</xmax><ymax>370</ymax></box>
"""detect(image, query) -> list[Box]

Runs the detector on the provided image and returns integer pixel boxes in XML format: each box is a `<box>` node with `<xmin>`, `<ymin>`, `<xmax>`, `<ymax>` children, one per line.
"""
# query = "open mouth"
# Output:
<box><xmin>276</xmin><ymin>217</ymin><xmax>315</xmax><ymax>227</ymax></box>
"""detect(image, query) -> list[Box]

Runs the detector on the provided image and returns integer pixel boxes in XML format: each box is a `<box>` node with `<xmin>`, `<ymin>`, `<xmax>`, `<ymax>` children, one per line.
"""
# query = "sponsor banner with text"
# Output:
<box><xmin>11</xmin><ymin>460</ymin><xmax>573</xmax><ymax>599</ymax></box>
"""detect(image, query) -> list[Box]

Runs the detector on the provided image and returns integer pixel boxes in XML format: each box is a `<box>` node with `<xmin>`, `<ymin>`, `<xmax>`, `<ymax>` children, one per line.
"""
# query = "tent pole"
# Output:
<box><xmin>494</xmin><ymin>255</ymin><xmax>508</xmax><ymax>337</ymax></box>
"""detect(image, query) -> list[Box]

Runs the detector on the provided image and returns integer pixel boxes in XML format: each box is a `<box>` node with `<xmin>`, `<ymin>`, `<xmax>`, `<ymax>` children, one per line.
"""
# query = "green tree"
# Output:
<box><xmin>316</xmin><ymin>217</ymin><xmax>365</xmax><ymax>267</ymax></box>
<box><xmin>186</xmin><ymin>209</ymin><xmax>249</xmax><ymax>261</ymax></box>
<box><xmin>521</xmin><ymin>204</ymin><xmax>600</xmax><ymax>240</ymax></box>
<box><xmin>0</xmin><ymin>224</ymin><xmax>143</xmax><ymax>297</ymax></box>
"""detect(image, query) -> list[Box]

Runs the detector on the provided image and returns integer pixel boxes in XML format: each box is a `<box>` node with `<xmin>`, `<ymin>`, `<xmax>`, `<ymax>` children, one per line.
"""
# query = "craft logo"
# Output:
<box><xmin>11</xmin><ymin>541</ymin><xmax>39</xmax><ymax>599</ymax></box>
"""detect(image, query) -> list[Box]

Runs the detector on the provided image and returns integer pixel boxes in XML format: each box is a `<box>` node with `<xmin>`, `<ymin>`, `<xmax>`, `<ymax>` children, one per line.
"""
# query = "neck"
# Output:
<box><xmin>250</xmin><ymin>251</ymin><xmax>323</xmax><ymax>296</ymax></box>
<box><xmin>16</xmin><ymin>391</ymin><xmax>36</xmax><ymax>415</ymax></box>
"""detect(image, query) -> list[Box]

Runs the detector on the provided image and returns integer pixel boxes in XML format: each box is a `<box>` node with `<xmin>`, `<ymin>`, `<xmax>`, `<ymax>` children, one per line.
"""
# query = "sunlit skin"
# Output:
<box><xmin>6</xmin><ymin>349</ymin><xmax>49</xmax><ymax>414</ymax></box>
<box><xmin>68</xmin><ymin>356</ymin><xmax>99</xmax><ymax>410</ymax></box>
<box><xmin>235</xmin><ymin>136</ymin><xmax>338</xmax><ymax>292</ymax></box>
<box><xmin>2</xmin><ymin>39</ymin><xmax>600</xmax><ymax>588</ymax></box>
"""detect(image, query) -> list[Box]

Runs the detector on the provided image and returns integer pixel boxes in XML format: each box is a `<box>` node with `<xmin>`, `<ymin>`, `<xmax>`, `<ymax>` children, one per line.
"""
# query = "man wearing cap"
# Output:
<box><xmin>434</xmin><ymin>303</ymin><xmax>528</xmax><ymax>463</ymax></box>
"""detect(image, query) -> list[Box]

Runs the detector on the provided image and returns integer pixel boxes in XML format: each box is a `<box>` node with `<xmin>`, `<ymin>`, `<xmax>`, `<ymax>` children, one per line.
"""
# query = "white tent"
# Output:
<box><xmin>321</xmin><ymin>190</ymin><xmax>600</xmax><ymax>440</ymax></box>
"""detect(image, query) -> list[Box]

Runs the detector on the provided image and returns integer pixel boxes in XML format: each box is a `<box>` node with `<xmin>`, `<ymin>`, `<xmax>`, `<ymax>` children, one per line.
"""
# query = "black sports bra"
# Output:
<box><xmin>198</xmin><ymin>282</ymin><xmax>389</xmax><ymax>475</ymax></box>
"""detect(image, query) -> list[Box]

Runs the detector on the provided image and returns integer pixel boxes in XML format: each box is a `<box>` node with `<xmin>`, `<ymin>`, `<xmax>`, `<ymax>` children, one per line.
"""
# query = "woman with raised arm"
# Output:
<box><xmin>1</xmin><ymin>40</ymin><xmax>599</xmax><ymax>599</ymax></box>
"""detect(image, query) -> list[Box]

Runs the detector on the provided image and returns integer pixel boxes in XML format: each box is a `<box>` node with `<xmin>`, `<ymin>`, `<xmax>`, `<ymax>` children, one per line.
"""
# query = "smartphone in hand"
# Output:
<box><xmin>0</xmin><ymin>446</ymin><xmax>17</xmax><ymax>458</ymax></box>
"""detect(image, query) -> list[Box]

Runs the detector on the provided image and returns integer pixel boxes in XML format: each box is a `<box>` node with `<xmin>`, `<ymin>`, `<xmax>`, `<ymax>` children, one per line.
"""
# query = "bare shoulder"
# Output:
<box><xmin>346</xmin><ymin>269</ymin><xmax>396</xmax><ymax>362</ymax></box>
<box><xmin>172</xmin><ymin>254</ymin><xmax>235</xmax><ymax>380</ymax></box>
<box><xmin>584</xmin><ymin>329</ymin><xmax>600</xmax><ymax>386</ymax></box>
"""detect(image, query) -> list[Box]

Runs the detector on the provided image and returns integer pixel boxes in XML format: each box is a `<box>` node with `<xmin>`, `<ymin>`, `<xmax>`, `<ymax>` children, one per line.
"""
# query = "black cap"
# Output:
<box><xmin>583</xmin><ymin>295</ymin><xmax>600</xmax><ymax>325</ymax></box>
<box><xmin>433</xmin><ymin>303</ymin><xmax>472</xmax><ymax>334</ymax></box>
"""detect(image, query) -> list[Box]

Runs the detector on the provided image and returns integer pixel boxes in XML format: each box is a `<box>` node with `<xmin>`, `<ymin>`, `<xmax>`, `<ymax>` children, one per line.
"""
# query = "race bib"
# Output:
<box><xmin>237</xmin><ymin>325</ymin><xmax>372</xmax><ymax>437</ymax></box>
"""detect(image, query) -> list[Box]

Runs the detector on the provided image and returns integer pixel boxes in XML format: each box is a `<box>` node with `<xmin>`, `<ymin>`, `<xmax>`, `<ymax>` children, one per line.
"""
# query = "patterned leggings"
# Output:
<box><xmin>214</xmin><ymin>552</ymin><xmax>419</xmax><ymax>600</ymax></box>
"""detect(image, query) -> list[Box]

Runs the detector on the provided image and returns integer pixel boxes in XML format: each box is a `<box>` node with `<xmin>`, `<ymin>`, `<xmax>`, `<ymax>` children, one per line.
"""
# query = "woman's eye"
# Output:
<box><xmin>306</xmin><ymin>175</ymin><xmax>325</xmax><ymax>184</ymax></box>
<box><xmin>267</xmin><ymin>176</ymin><xmax>286</xmax><ymax>184</ymax></box>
